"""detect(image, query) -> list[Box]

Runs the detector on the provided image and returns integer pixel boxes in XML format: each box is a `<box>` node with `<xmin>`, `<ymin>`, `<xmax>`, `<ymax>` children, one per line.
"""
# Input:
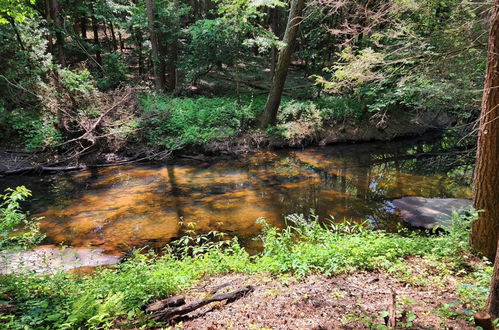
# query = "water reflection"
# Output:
<box><xmin>0</xmin><ymin>137</ymin><xmax>472</xmax><ymax>255</ymax></box>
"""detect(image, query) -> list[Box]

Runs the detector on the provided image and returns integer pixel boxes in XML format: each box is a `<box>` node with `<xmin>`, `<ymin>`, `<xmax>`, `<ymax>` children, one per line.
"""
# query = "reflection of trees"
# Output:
<box><xmin>1</xmin><ymin>134</ymin><xmax>473</xmax><ymax>252</ymax></box>
<box><xmin>167</xmin><ymin>166</ymin><xmax>184</xmax><ymax>220</ymax></box>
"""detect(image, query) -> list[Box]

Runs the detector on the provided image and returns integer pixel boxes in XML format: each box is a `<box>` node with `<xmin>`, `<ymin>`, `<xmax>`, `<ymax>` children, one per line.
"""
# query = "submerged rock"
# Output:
<box><xmin>0</xmin><ymin>245</ymin><xmax>121</xmax><ymax>275</ymax></box>
<box><xmin>391</xmin><ymin>197</ymin><xmax>472</xmax><ymax>229</ymax></box>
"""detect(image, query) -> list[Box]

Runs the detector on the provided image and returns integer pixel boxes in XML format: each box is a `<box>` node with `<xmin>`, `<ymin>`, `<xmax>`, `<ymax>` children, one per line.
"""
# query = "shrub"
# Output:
<box><xmin>140</xmin><ymin>94</ymin><xmax>259</xmax><ymax>149</ymax></box>
<box><xmin>0</xmin><ymin>186</ymin><xmax>44</xmax><ymax>250</ymax></box>
<box><xmin>96</xmin><ymin>54</ymin><xmax>128</xmax><ymax>91</ymax></box>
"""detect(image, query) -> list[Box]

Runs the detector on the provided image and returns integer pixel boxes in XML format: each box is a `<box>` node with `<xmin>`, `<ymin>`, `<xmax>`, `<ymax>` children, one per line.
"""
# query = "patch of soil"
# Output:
<box><xmin>156</xmin><ymin>272</ymin><xmax>472</xmax><ymax>329</ymax></box>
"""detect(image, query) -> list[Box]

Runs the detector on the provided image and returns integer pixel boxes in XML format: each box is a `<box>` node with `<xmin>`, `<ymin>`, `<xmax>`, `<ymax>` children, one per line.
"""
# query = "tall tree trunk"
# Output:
<box><xmin>109</xmin><ymin>22</ymin><xmax>118</xmax><ymax>52</ymax></box>
<box><xmin>471</xmin><ymin>0</ymin><xmax>499</xmax><ymax>261</ymax></box>
<box><xmin>118</xmin><ymin>31</ymin><xmax>125</xmax><ymax>51</ymax></box>
<box><xmin>48</xmin><ymin>0</ymin><xmax>66</xmax><ymax>66</ymax></box>
<box><xmin>260</xmin><ymin>0</ymin><xmax>305</xmax><ymax>128</ymax></box>
<box><xmin>167</xmin><ymin>0</ymin><xmax>179</xmax><ymax>92</ymax></box>
<box><xmin>146</xmin><ymin>0</ymin><xmax>166</xmax><ymax>92</ymax></box>
<box><xmin>270</xmin><ymin>7</ymin><xmax>279</xmax><ymax>80</ymax></box>
<box><xmin>81</xmin><ymin>16</ymin><xmax>87</xmax><ymax>39</ymax></box>
<box><xmin>91</xmin><ymin>6</ymin><xmax>102</xmax><ymax>66</ymax></box>
<box><xmin>136</xmin><ymin>30</ymin><xmax>144</xmax><ymax>75</ymax></box>
<box><xmin>45</xmin><ymin>0</ymin><xmax>54</xmax><ymax>54</ymax></box>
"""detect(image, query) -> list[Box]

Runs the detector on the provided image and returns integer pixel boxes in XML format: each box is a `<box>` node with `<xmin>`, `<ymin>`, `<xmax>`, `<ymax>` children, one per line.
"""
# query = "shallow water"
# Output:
<box><xmin>0</xmin><ymin>137</ymin><xmax>472</xmax><ymax>256</ymax></box>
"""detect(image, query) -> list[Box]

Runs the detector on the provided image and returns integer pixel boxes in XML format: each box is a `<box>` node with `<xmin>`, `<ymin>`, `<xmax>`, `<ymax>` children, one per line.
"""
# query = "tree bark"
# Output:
<box><xmin>167</xmin><ymin>0</ymin><xmax>179</xmax><ymax>92</ymax></box>
<box><xmin>47</xmin><ymin>0</ymin><xmax>66</xmax><ymax>66</ymax></box>
<box><xmin>260</xmin><ymin>0</ymin><xmax>305</xmax><ymax>128</ymax></box>
<box><xmin>485</xmin><ymin>243</ymin><xmax>499</xmax><ymax>320</ymax></box>
<box><xmin>109</xmin><ymin>22</ymin><xmax>118</xmax><ymax>52</ymax></box>
<box><xmin>269</xmin><ymin>7</ymin><xmax>279</xmax><ymax>80</ymax></box>
<box><xmin>91</xmin><ymin>5</ymin><xmax>102</xmax><ymax>66</ymax></box>
<box><xmin>81</xmin><ymin>16</ymin><xmax>87</xmax><ymax>39</ymax></box>
<box><xmin>471</xmin><ymin>0</ymin><xmax>499</xmax><ymax>261</ymax></box>
<box><xmin>146</xmin><ymin>0</ymin><xmax>166</xmax><ymax>92</ymax></box>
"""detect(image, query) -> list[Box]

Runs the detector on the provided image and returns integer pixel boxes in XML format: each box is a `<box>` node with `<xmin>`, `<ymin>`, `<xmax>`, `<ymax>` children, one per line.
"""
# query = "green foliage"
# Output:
<box><xmin>0</xmin><ymin>210</ymin><xmax>489</xmax><ymax>329</ymax></box>
<box><xmin>140</xmin><ymin>94</ymin><xmax>259</xmax><ymax>149</ymax></box>
<box><xmin>316</xmin><ymin>0</ymin><xmax>486</xmax><ymax>120</ymax></box>
<box><xmin>0</xmin><ymin>186</ymin><xmax>44</xmax><ymax>250</ymax></box>
<box><xmin>184</xmin><ymin>18</ymin><xmax>250</xmax><ymax>81</ymax></box>
<box><xmin>0</xmin><ymin>0</ymin><xmax>36</xmax><ymax>24</ymax></box>
<box><xmin>96</xmin><ymin>54</ymin><xmax>128</xmax><ymax>91</ymax></box>
<box><xmin>6</xmin><ymin>111</ymin><xmax>62</xmax><ymax>150</ymax></box>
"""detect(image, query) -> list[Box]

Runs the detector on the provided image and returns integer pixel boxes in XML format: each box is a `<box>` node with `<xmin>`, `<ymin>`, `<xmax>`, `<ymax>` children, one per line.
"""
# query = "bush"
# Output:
<box><xmin>0</xmin><ymin>186</ymin><xmax>44</xmax><ymax>250</ymax></box>
<box><xmin>140</xmin><ymin>94</ymin><xmax>259</xmax><ymax>149</ymax></box>
<box><xmin>96</xmin><ymin>54</ymin><xmax>128</xmax><ymax>91</ymax></box>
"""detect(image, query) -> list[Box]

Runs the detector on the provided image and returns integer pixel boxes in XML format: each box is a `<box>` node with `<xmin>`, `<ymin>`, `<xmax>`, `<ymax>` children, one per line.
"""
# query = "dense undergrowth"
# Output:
<box><xmin>0</xmin><ymin>211</ymin><xmax>491</xmax><ymax>329</ymax></box>
<box><xmin>138</xmin><ymin>93</ymin><xmax>366</xmax><ymax>150</ymax></box>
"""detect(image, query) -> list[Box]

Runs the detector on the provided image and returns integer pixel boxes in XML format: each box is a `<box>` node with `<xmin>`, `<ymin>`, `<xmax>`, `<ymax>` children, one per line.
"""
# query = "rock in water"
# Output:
<box><xmin>391</xmin><ymin>197</ymin><xmax>472</xmax><ymax>229</ymax></box>
<box><xmin>0</xmin><ymin>245</ymin><xmax>121</xmax><ymax>275</ymax></box>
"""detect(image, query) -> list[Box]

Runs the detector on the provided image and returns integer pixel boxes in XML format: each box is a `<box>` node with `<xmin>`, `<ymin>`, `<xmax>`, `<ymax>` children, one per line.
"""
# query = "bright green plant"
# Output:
<box><xmin>140</xmin><ymin>94</ymin><xmax>259</xmax><ymax>149</ymax></box>
<box><xmin>0</xmin><ymin>186</ymin><xmax>44</xmax><ymax>250</ymax></box>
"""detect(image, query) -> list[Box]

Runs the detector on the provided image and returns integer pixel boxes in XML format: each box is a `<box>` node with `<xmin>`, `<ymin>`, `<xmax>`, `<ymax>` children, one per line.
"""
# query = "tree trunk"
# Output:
<box><xmin>167</xmin><ymin>0</ymin><xmax>179</xmax><ymax>92</ymax></box>
<box><xmin>81</xmin><ymin>16</ymin><xmax>87</xmax><ymax>39</ymax></box>
<box><xmin>486</xmin><ymin>243</ymin><xmax>499</xmax><ymax>319</ymax></box>
<box><xmin>91</xmin><ymin>6</ymin><xmax>102</xmax><ymax>66</ymax></box>
<box><xmin>45</xmin><ymin>0</ymin><xmax>54</xmax><ymax>54</ymax></box>
<box><xmin>270</xmin><ymin>7</ymin><xmax>279</xmax><ymax>80</ymax></box>
<box><xmin>48</xmin><ymin>0</ymin><xmax>66</xmax><ymax>66</ymax></box>
<box><xmin>471</xmin><ymin>0</ymin><xmax>499</xmax><ymax>261</ymax></box>
<box><xmin>146</xmin><ymin>0</ymin><xmax>166</xmax><ymax>92</ymax></box>
<box><xmin>109</xmin><ymin>22</ymin><xmax>118</xmax><ymax>52</ymax></box>
<box><xmin>260</xmin><ymin>0</ymin><xmax>305</xmax><ymax>128</ymax></box>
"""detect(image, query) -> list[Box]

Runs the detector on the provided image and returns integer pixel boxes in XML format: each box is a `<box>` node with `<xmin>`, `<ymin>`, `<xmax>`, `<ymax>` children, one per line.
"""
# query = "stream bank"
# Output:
<box><xmin>0</xmin><ymin>109</ymin><xmax>455</xmax><ymax>176</ymax></box>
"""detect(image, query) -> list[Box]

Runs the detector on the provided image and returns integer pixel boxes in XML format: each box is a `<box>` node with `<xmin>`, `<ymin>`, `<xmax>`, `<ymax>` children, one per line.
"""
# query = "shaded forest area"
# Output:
<box><xmin>0</xmin><ymin>0</ymin><xmax>488</xmax><ymax>173</ymax></box>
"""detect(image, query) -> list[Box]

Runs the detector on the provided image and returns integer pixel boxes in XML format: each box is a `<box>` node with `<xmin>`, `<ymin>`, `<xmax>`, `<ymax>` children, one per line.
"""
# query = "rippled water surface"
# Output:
<box><xmin>0</xmin><ymin>137</ymin><xmax>472</xmax><ymax>255</ymax></box>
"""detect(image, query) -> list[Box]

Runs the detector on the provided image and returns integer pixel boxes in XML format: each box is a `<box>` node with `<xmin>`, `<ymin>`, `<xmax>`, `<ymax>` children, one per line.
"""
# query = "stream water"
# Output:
<box><xmin>0</xmin><ymin>136</ymin><xmax>472</xmax><ymax>262</ymax></box>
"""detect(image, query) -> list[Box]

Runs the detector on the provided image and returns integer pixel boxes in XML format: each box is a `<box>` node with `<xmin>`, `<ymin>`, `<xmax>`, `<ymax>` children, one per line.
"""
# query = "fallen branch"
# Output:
<box><xmin>2</xmin><ymin>165</ymin><xmax>86</xmax><ymax>175</ymax></box>
<box><xmin>145</xmin><ymin>295</ymin><xmax>186</xmax><ymax>314</ymax></box>
<box><xmin>384</xmin><ymin>288</ymin><xmax>397</xmax><ymax>329</ymax></box>
<box><xmin>153</xmin><ymin>285</ymin><xmax>254</xmax><ymax>322</ymax></box>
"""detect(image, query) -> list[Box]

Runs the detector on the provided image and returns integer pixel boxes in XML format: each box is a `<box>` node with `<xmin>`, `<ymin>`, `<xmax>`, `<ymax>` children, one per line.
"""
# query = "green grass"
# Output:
<box><xmin>0</xmin><ymin>211</ymin><xmax>491</xmax><ymax>329</ymax></box>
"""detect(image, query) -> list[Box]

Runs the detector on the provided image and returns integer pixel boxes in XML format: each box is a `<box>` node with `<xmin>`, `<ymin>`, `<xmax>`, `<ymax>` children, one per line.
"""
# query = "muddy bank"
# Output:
<box><xmin>0</xmin><ymin>110</ymin><xmax>452</xmax><ymax>176</ymax></box>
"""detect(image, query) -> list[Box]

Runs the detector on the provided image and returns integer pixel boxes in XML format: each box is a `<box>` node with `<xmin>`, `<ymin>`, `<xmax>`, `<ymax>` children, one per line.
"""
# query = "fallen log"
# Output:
<box><xmin>2</xmin><ymin>165</ymin><xmax>86</xmax><ymax>175</ymax></box>
<box><xmin>153</xmin><ymin>285</ymin><xmax>254</xmax><ymax>322</ymax></box>
<box><xmin>145</xmin><ymin>295</ymin><xmax>186</xmax><ymax>313</ymax></box>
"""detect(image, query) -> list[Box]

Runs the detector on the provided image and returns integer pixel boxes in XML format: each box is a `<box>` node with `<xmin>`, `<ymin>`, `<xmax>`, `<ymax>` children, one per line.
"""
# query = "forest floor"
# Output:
<box><xmin>138</xmin><ymin>258</ymin><xmax>478</xmax><ymax>329</ymax></box>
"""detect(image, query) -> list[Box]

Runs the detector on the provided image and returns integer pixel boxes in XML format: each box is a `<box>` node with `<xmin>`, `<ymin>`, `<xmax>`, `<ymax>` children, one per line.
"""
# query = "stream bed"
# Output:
<box><xmin>0</xmin><ymin>136</ymin><xmax>472</xmax><ymax>272</ymax></box>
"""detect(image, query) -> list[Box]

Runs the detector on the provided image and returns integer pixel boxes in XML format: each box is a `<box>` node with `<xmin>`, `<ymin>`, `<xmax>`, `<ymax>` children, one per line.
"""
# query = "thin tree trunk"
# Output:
<box><xmin>167</xmin><ymin>0</ymin><xmax>179</xmax><ymax>92</ymax></box>
<box><xmin>471</xmin><ymin>0</ymin><xmax>499</xmax><ymax>261</ymax></box>
<box><xmin>109</xmin><ymin>22</ymin><xmax>118</xmax><ymax>52</ymax></box>
<box><xmin>48</xmin><ymin>0</ymin><xmax>66</xmax><ymax>66</ymax></box>
<box><xmin>45</xmin><ymin>0</ymin><xmax>54</xmax><ymax>54</ymax></box>
<box><xmin>270</xmin><ymin>7</ymin><xmax>279</xmax><ymax>80</ymax></box>
<box><xmin>136</xmin><ymin>30</ymin><xmax>144</xmax><ymax>75</ymax></box>
<box><xmin>81</xmin><ymin>16</ymin><xmax>87</xmax><ymax>39</ymax></box>
<box><xmin>91</xmin><ymin>7</ymin><xmax>102</xmax><ymax>66</ymax></box>
<box><xmin>260</xmin><ymin>0</ymin><xmax>305</xmax><ymax>128</ymax></box>
<box><xmin>146</xmin><ymin>0</ymin><xmax>166</xmax><ymax>92</ymax></box>
<box><xmin>118</xmin><ymin>31</ymin><xmax>125</xmax><ymax>51</ymax></box>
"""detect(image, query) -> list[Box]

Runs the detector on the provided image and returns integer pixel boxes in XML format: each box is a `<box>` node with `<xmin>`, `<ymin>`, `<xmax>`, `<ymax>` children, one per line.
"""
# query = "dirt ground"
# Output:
<box><xmin>148</xmin><ymin>271</ymin><xmax>473</xmax><ymax>329</ymax></box>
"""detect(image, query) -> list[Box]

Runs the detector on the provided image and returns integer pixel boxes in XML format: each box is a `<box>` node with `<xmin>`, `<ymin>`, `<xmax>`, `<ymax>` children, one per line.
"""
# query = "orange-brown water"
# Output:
<box><xmin>0</xmin><ymin>138</ymin><xmax>472</xmax><ymax>256</ymax></box>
